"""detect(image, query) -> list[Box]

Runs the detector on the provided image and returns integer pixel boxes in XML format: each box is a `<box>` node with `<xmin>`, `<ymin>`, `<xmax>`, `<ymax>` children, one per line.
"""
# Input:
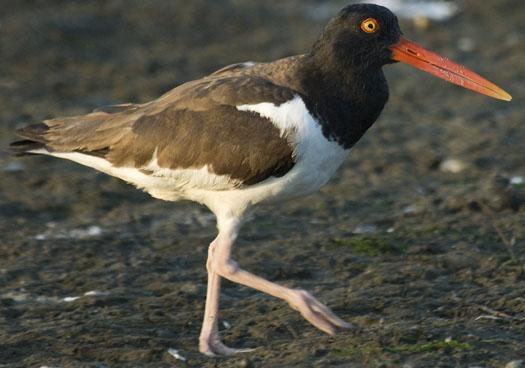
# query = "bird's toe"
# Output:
<box><xmin>199</xmin><ymin>336</ymin><xmax>256</xmax><ymax>356</ymax></box>
<box><xmin>289</xmin><ymin>289</ymin><xmax>354</xmax><ymax>334</ymax></box>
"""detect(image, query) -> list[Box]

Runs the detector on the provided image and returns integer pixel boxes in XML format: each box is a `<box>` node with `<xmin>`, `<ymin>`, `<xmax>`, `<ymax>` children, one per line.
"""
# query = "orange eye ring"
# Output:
<box><xmin>360</xmin><ymin>18</ymin><xmax>379</xmax><ymax>34</ymax></box>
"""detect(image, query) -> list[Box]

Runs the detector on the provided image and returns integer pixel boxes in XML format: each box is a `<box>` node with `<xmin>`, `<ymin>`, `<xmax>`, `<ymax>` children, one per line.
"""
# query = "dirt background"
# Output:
<box><xmin>0</xmin><ymin>0</ymin><xmax>524</xmax><ymax>367</ymax></box>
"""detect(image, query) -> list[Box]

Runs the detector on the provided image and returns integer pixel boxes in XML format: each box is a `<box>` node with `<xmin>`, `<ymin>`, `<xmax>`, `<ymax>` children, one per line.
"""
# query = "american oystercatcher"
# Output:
<box><xmin>11</xmin><ymin>4</ymin><xmax>511</xmax><ymax>356</ymax></box>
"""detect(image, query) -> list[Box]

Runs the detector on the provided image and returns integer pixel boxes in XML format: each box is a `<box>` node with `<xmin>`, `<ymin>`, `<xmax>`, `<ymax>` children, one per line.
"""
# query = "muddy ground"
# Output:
<box><xmin>0</xmin><ymin>0</ymin><xmax>524</xmax><ymax>367</ymax></box>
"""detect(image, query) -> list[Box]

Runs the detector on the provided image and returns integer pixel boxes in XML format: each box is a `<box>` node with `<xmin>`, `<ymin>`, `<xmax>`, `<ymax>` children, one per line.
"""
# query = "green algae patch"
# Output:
<box><xmin>329</xmin><ymin>235</ymin><xmax>403</xmax><ymax>256</ymax></box>
<box><xmin>386</xmin><ymin>339</ymin><xmax>473</xmax><ymax>353</ymax></box>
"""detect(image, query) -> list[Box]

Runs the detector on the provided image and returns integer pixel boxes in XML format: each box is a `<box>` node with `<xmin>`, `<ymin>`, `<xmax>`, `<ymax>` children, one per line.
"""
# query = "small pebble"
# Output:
<box><xmin>457</xmin><ymin>37</ymin><xmax>475</xmax><ymax>52</ymax></box>
<box><xmin>237</xmin><ymin>358</ymin><xmax>251</xmax><ymax>368</ymax></box>
<box><xmin>505</xmin><ymin>360</ymin><xmax>524</xmax><ymax>368</ymax></box>
<box><xmin>353</xmin><ymin>224</ymin><xmax>377</xmax><ymax>234</ymax></box>
<box><xmin>510</xmin><ymin>176</ymin><xmax>524</xmax><ymax>186</ymax></box>
<box><xmin>440</xmin><ymin>158</ymin><xmax>466</xmax><ymax>174</ymax></box>
<box><xmin>35</xmin><ymin>234</ymin><xmax>48</xmax><ymax>241</ymax></box>
<box><xmin>68</xmin><ymin>225</ymin><xmax>103</xmax><ymax>239</ymax></box>
<box><xmin>4</xmin><ymin>161</ymin><xmax>25</xmax><ymax>172</ymax></box>
<box><xmin>403</xmin><ymin>205</ymin><xmax>416</xmax><ymax>215</ymax></box>
<box><xmin>167</xmin><ymin>348</ymin><xmax>186</xmax><ymax>362</ymax></box>
<box><xmin>62</xmin><ymin>296</ymin><xmax>81</xmax><ymax>302</ymax></box>
<box><xmin>35</xmin><ymin>225</ymin><xmax>103</xmax><ymax>241</ymax></box>
<box><xmin>84</xmin><ymin>290</ymin><xmax>110</xmax><ymax>297</ymax></box>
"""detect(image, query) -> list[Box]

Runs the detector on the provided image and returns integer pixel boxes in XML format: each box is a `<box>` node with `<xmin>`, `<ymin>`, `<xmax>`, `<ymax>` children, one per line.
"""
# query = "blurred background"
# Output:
<box><xmin>0</xmin><ymin>0</ymin><xmax>523</xmax><ymax>367</ymax></box>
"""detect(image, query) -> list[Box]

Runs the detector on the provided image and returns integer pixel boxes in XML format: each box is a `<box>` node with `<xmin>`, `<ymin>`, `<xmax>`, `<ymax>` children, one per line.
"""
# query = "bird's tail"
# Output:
<box><xmin>9</xmin><ymin>123</ymin><xmax>49</xmax><ymax>156</ymax></box>
<box><xmin>9</xmin><ymin>102</ymin><xmax>141</xmax><ymax>158</ymax></box>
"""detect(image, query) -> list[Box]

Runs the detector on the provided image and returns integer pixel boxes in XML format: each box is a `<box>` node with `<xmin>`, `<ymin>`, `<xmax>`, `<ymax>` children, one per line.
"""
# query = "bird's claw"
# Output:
<box><xmin>289</xmin><ymin>289</ymin><xmax>353</xmax><ymax>335</ymax></box>
<box><xmin>199</xmin><ymin>334</ymin><xmax>256</xmax><ymax>356</ymax></box>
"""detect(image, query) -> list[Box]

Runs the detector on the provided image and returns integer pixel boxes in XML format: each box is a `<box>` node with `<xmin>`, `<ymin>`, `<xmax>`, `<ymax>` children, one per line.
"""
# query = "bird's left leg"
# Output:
<box><xmin>210</xmin><ymin>214</ymin><xmax>352</xmax><ymax>338</ymax></box>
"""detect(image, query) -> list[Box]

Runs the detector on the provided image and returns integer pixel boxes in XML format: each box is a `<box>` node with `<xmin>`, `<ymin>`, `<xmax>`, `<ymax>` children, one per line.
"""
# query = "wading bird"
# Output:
<box><xmin>11</xmin><ymin>4</ymin><xmax>511</xmax><ymax>356</ymax></box>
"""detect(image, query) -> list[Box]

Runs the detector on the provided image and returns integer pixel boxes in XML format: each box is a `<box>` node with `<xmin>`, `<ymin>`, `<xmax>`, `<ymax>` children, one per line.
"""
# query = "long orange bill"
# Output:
<box><xmin>390</xmin><ymin>36</ymin><xmax>512</xmax><ymax>101</ymax></box>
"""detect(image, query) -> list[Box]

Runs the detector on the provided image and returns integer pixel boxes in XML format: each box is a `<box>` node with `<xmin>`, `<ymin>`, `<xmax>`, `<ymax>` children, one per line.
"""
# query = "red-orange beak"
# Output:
<box><xmin>390</xmin><ymin>36</ymin><xmax>512</xmax><ymax>101</ymax></box>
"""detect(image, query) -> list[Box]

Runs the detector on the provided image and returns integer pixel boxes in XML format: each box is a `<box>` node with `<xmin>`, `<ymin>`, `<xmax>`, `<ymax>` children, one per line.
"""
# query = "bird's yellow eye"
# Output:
<box><xmin>360</xmin><ymin>18</ymin><xmax>379</xmax><ymax>34</ymax></box>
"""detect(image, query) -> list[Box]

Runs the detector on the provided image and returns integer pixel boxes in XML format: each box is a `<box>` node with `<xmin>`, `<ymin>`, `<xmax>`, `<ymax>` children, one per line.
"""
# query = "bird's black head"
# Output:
<box><xmin>300</xmin><ymin>3</ymin><xmax>510</xmax><ymax>149</ymax></box>
<box><xmin>310</xmin><ymin>3</ymin><xmax>511</xmax><ymax>101</ymax></box>
<box><xmin>312</xmin><ymin>4</ymin><xmax>402</xmax><ymax>71</ymax></box>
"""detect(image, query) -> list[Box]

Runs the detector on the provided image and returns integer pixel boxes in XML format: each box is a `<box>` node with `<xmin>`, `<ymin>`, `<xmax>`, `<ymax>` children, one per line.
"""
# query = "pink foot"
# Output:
<box><xmin>199</xmin><ymin>333</ymin><xmax>256</xmax><ymax>356</ymax></box>
<box><xmin>288</xmin><ymin>289</ymin><xmax>353</xmax><ymax>335</ymax></box>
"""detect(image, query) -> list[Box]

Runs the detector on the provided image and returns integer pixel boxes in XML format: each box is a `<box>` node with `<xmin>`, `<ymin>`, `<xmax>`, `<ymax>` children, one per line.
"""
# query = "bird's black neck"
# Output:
<box><xmin>297</xmin><ymin>53</ymin><xmax>389</xmax><ymax>149</ymax></box>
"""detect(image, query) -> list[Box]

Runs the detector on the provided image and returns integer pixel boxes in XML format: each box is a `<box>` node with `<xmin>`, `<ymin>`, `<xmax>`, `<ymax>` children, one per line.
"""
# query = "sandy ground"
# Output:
<box><xmin>0</xmin><ymin>0</ymin><xmax>524</xmax><ymax>367</ymax></box>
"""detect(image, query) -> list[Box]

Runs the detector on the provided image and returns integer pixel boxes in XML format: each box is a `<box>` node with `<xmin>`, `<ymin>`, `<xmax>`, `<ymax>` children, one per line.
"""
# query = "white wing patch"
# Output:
<box><xmin>237</xmin><ymin>95</ymin><xmax>345</xmax><ymax>164</ymax></box>
<box><xmin>142</xmin><ymin>149</ymin><xmax>242</xmax><ymax>191</ymax></box>
<box><xmin>29</xmin><ymin>149</ymin><xmax>242</xmax><ymax>201</ymax></box>
<box><xmin>237</xmin><ymin>97</ymin><xmax>306</xmax><ymax>139</ymax></box>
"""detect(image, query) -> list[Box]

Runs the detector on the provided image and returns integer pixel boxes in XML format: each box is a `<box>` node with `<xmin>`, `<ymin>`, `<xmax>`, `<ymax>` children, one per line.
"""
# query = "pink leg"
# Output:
<box><xmin>209</xmin><ymin>215</ymin><xmax>353</xmax><ymax>340</ymax></box>
<box><xmin>199</xmin><ymin>238</ymin><xmax>255</xmax><ymax>356</ymax></box>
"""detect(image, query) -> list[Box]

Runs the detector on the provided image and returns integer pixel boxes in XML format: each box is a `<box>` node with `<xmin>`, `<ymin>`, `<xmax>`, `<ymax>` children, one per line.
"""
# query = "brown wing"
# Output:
<box><xmin>12</xmin><ymin>73</ymin><xmax>299</xmax><ymax>186</ymax></box>
<box><xmin>208</xmin><ymin>61</ymin><xmax>258</xmax><ymax>77</ymax></box>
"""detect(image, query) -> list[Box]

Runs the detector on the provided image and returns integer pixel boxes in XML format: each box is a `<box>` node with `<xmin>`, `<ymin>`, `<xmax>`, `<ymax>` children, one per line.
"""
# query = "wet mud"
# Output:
<box><xmin>0</xmin><ymin>0</ymin><xmax>524</xmax><ymax>367</ymax></box>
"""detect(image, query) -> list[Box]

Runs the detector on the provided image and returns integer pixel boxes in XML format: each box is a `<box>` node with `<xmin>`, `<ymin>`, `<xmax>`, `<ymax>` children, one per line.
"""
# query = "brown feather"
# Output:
<box><xmin>11</xmin><ymin>55</ymin><xmax>308</xmax><ymax>185</ymax></box>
